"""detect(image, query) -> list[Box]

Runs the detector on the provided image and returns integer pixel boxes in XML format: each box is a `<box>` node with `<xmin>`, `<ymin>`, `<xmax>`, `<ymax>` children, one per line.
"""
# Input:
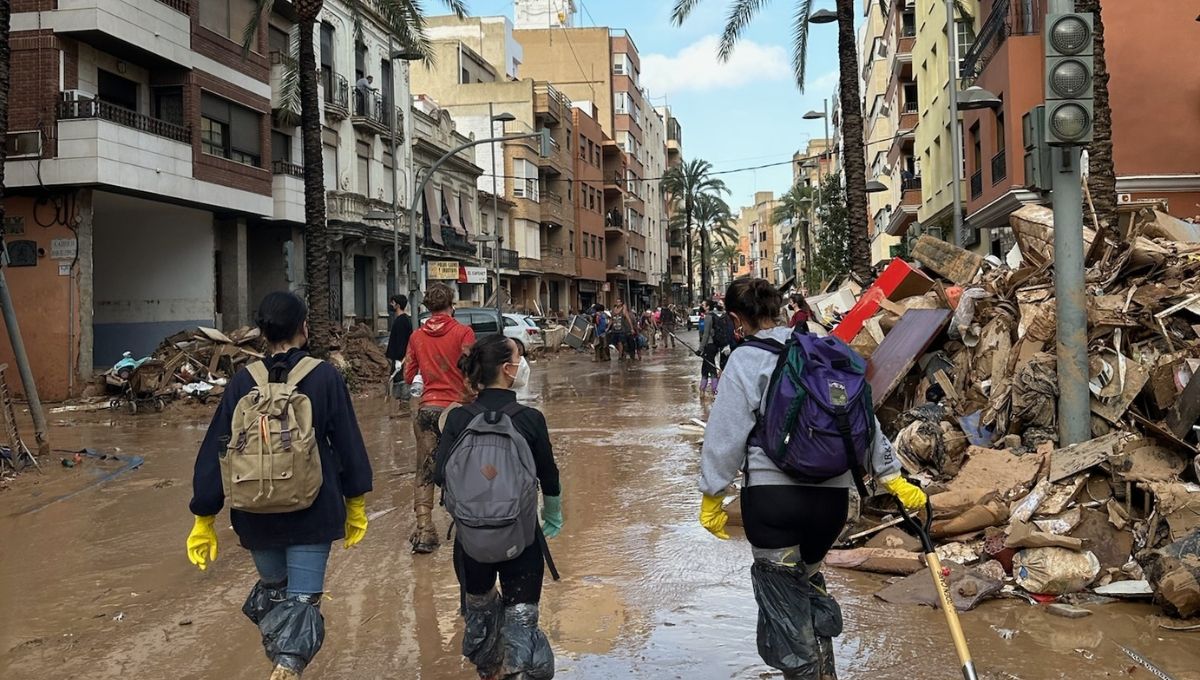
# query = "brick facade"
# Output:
<box><xmin>8</xmin><ymin>30</ymin><xmax>64</xmax><ymax>158</ymax></box>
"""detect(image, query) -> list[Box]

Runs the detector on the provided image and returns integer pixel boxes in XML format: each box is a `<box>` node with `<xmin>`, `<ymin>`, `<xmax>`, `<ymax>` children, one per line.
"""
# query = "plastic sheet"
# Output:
<box><xmin>500</xmin><ymin>603</ymin><xmax>554</xmax><ymax>679</ymax></box>
<box><xmin>259</xmin><ymin>598</ymin><xmax>325</xmax><ymax>667</ymax></box>
<box><xmin>750</xmin><ymin>560</ymin><xmax>843</xmax><ymax>677</ymax></box>
<box><xmin>242</xmin><ymin>580</ymin><xmax>287</xmax><ymax>625</ymax></box>
<box><xmin>462</xmin><ymin>590</ymin><xmax>504</xmax><ymax>675</ymax></box>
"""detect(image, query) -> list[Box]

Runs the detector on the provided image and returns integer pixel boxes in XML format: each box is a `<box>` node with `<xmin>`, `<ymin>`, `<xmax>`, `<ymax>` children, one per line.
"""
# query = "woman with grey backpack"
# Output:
<box><xmin>187</xmin><ymin>292</ymin><xmax>373</xmax><ymax>680</ymax></box>
<box><xmin>434</xmin><ymin>333</ymin><xmax>563</xmax><ymax>680</ymax></box>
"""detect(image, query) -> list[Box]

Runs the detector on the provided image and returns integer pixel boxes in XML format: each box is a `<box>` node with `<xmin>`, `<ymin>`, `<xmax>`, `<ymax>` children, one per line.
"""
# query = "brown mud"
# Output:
<box><xmin>1</xmin><ymin>340</ymin><xmax>1198</xmax><ymax>679</ymax></box>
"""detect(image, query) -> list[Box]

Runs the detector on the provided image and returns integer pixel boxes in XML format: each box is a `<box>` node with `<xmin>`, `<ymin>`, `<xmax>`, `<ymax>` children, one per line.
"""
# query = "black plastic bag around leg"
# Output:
<box><xmin>463</xmin><ymin>589</ymin><xmax>505</xmax><ymax>676</ymax></box>
<box><xmin>751</xmin><ymin>559</ymin><xmax>820</xmax><ymax>678</ymax></box>
<box><xmin>500</xmin><ymin>604</ymin><xmax>555</xmax><ymax>679</ymax></box>
<box><xmin>243</xmin><ymin>580</ymin><xmax>288</xmax><ymax>626</ymax></box>
<box><xmin>259</xmin><ymin>596</ymin><xmax>325</xmax><ymax>670</ymax></box>
<box><xmin>809</xmin><ymin>572</ymin><xmax>842</xmax><ymax>680</ymax></box>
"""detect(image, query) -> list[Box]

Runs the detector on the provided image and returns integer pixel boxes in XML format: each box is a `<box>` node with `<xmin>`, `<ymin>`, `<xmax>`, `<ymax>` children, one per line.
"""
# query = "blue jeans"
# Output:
<box><xmin>251</xmin><ymin>544</ymin><xmax>332</xmax><ymax>597</ymax></box>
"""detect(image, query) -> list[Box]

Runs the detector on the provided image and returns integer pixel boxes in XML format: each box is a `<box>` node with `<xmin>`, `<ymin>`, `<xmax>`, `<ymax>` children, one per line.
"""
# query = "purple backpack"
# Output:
<box><xmin>744</xmin><ymin>328</ymin><xmax>875</xmax><ymax>488</ymax></box>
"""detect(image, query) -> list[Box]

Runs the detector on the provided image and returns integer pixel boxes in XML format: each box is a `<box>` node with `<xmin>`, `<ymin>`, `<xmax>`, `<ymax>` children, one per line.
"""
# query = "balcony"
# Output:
<box><xmin>52</xmin><ymin>0</ymin><xmax>192</xmax><ymax>68</ymax></box>
<box><xmin>58</xmin><ymin>93</ymin><xmax>189</xmax><ymax>143</ymax></box>
<box><xmin>991</xmin><ymin>149</ymin><xmax>1008</xmax><ymax>185</ymax></box>
<box><xmin>604</xmin><ymin>209</ymin><xmax>626</xmax><ymax>236</ymax></box>
<box><xmin>970</xmin><ymin>169</ymin><xmax>984</xmax><ymax>199</ymax></box>
<box><xmin>540</xmin><ymin>191</ymin><xmax>570</xmax><ymax>227</ymax></box>
<box><xmin>352</xmin><ymin>90</ymin><xmax>390</xmax><ymax>135</ymax></box>
<box><xmin>499</xmin><ymin>248</ymin><xmax>520</xmax><ymax>271</ymax></box>
<box><xmin>603</xmin><ymin>171</ymin><xmax>627</xmax><ymax>195</ymax></box>
<box><xmin>533</xmin><ymin>82</ymin><xmax>571</xmax><ymax>125</ymax></box>
<box><xmin>540</xmin><ymin>245</ymin><xmax>575</xmax><ymax>276</ymax></box>
<box><xmin>901</xmin><ymin>175</ymin><xmax>922</xmax><ymax>206</ymax></box>
<box><xmin>269</xmin><ymin>51</ymin><xmax>296</xmax><ymax>118</ymax></box>
<box><xmin>272</xmin><ymin>160</ymin><xmax>304</xmax><ymax>177</ymax></box>
<box><xmin>324</xmin><ymin>74</ymin><xmax>349</xmax><ymax>119</ymax></box>
<box><xmin>272</xmin><ymin>161</ymin><xmax>304</xmax><ymax>223</ymax></box>
<box><xmin>899</xmin><ymin>100</ymin><xmax>919</xmax><ymax>130</ymax></box>
<box><xmin>960</xmin><ymin>0</ymin><xmax>1046</xmax><ymax>83</ymax></box>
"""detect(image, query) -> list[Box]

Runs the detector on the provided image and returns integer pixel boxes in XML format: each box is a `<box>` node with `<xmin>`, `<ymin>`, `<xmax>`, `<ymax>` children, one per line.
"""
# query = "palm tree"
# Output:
<box><xmin>772</xmin><ymin>183</ymin><xmax>815</xmax><ymax>280</ymax></box>
<box><xmin>671</xmin><ymin>0</ymin><xmax>871</xmax><ymax>280</ymax></box>
<box><xmin>244</xmin><ymin>0</ymin><xmax>467</xmax><ymax>353</ymax></box>
<box><xmin>711</xmin><ymin>241</ymin><xmax>741</xmax><ymax>291</ymax></box>
<box><xmin>660</xmin><ymin>159</ymin><xmax>728</xmax><ymax>303</ymax></box>
<box><xmin>1076</xmin><ymin>0</ymin><xmax>1115</xmax><ymax>242</ymax></box>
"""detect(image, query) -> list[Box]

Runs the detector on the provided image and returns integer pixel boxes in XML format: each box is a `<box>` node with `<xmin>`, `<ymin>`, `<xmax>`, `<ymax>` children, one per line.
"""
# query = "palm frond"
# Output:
<box><xmin>671</xmin><ymin>0</ymin><xmax>708</xmax><ymax>26</ymax></box>
<box><xmin>952</xmin><ymin>0</ymin><xmax>973</xmax><ymax>22</ymax></box>
<box><xmin>241</xmin><ymin>0</ymin><xmax>274</xmax><ymax>56</ymax></box>
<box><xmin>718</xmin><ymin>0</ymin><xmax>771</xmax><ymax>62</ymax></box>
<box><xmin>878</xmin><ymin>0</ymin><xmax>889</xmax><ymax>20</ymax></box>
<box><xmin>790</xmin><ymin>0</ymin><xmax>814</xmax><ymax>90</ymax></box>
<box><xmin>275</xmin><ymin>29</ymin><xmax>303</xmax><ymax>127</ymax></box>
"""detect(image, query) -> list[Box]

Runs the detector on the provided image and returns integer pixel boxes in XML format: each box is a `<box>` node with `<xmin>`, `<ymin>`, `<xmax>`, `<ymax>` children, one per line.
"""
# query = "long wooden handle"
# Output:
<box><xmin>924</xmin><ymin>553</ymin><xmax>979</xmax><ymax>680</ymax></box>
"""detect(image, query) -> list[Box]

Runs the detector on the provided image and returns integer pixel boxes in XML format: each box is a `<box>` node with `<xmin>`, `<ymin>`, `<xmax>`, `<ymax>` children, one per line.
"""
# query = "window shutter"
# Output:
<box><xmin>230</xmin><ymin>105</ymin><xmax>261</xmax><ymax>157</ymax></box>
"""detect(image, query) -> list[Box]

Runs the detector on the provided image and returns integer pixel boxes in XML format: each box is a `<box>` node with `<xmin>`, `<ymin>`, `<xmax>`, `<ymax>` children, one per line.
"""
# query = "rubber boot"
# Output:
<box><xmin>260</xmin><ymin>593</ymin><xmax>324</xmax><ymax>679</ymax></box>
<box><xmin>711</xmin><ymin>377</ymin><xmax>720</xmax><ymax>395</ymax></box>
<box><xmin>411</xmin><ymin>408</ymin><xmax>442</xmax><ymax>554</ymax></box>
<box><xmin>410</xmin><ymin>497</ymin><xmax>440</xmax><ymax>554</ymax></box>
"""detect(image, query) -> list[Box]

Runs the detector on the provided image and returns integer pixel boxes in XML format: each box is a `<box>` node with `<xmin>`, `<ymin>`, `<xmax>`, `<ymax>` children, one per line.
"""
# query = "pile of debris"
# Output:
<box><xmin>151</xmin><ymin>326</ymin><xmax>267</xmax><ymax>402</ymax></box>
<box><xmin>328</xmin><ymin>323</ymin><xmax>392</xmax><ymax>389</ymax></box>
<box><xmin>823</xmin><ymin>202</ymin><xmax>1200</xmax><ymax>620</ymax></box>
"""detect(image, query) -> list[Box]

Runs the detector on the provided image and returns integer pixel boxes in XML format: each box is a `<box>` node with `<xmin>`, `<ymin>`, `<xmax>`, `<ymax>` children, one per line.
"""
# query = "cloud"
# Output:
<box><xmin>641</xmin><ymin>35</ymin><xmax>791</xmax><ymax>96</ymax></box>
<box><xmin>808</xmin><ymin>70</ymin><xmax>839</xmax><ymax>95</ymax></box>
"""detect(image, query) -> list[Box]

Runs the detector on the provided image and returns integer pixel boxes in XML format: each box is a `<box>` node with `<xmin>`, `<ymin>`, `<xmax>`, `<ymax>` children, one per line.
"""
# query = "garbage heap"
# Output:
<box><xmin>150</xmin><ymin>323</ymin><xmax>390</xmax><ymax>402</ymax></box>
<box><xmin>823</xmin><ymin>203</ymin><xmax>1200</xmax><ymax>619</ymax></box>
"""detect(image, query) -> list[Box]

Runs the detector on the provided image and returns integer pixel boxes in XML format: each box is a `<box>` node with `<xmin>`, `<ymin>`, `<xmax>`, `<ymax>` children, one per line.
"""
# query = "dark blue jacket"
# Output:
<box><xmin>189</xmin><ymin>349</ymin><xmax>374</xmax><ymax>550</ymax></box>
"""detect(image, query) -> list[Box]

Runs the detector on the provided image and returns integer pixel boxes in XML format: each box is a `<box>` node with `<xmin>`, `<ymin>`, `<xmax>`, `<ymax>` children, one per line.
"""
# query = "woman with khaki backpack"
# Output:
<box><xmin>186</xmin><ymin>291</ymin><xmax>373</xmax><ymax>680</ymax></box>
<box><xmin>434</xmin><ymin>333</ymin><xmax>562</xmax><ymax>679</ymax></box>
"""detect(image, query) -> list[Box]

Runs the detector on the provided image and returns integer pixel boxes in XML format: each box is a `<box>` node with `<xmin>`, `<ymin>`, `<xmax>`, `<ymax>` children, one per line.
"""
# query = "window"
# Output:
<box><xmin>152</xmin><ymin>86</ymin><xmax>184</xmax><ymax>125</ymax></box>
<box><xmin>268</xmin><ymin>25</ymin><xmax>290</xmax><ymax>55</ymax></box>
<box><xmin>568</xmin><ymin>230</ymin><xmax>574</xmax><ymax>252</ymax></box>
<box><xmin>615</xmin><ymin>91</ymin><xmax>630</xmax><ymax>115</ymax></box>
<box><xmin>901</xmin><ymin>11</ymin><xmax>916</xmax><ymax>37</ymax></box>
<box><xmin>98</xmin><ymin>69</ymin><xmax>138</xmax><ymax>112</ymax></box>
<box><xmin>512</xmin><ymin>159</ymin><xmax>539</xmax><ymax>201</ymax></box>
<box><xmin>320</xmin><ymin>22</ymin><xmax>335</xmax><ymax>94</ymax></box>
<box><xmin>995</xmin><ymin>108</ymin><xmax>1006</xmax><ymax>152</ymax></box>
<box><xmin>201</xmin><ymin>93</ymin><xmax>262</xmax><ymax>166</ymax></box>
<box><xmin>955</xmin><ymin>20</ymin><xmax>976</xmax><ymax>66</ymax></box>
<box><xmin>355</xmin><ymin>41</ymin><xmax>367</xmax><ymax>82</ymax></box>
<box><xmin>272</xmin><ymin>130</ymin><xmax>292</xmax><ymax>164</ymax></box>
<box><xmin>461</xmin><ymin>67</ymin><xmax>471</xmax><ymax>85</ymax></box>
<box><xmin>613</xmin><ymin>53</ymin><xmax>633</xmax><ymax>77</ymax></box>
<box><xmin>356</xmin><ymin>140</ymin><xmax>371</xmax><ymax>196</ymax></box>
<box><xmin>323</xmin><ymin>142</ymin><xmax>337</xmax><ymax>191</ymax></box>
<box><xmin>969</xmin><ymin>122</ymin><xmax>981</xmax><ymax>176</ymax></box>
<box><xmin>200</xmin><ymin>0</ymin><xmax>258</xmax><ymax>43</ymax></box>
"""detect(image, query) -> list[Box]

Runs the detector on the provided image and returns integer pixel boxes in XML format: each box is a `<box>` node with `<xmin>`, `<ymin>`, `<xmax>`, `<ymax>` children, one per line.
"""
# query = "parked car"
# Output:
<box><xmin>417</xmin><ymin>308</ymin><xmax>544</xmax><ymax>352</ymax></box>
<box><xmin>688</xmin><ymin>307</ymin><xmax>703</xmax><ymax>331</ymax></box>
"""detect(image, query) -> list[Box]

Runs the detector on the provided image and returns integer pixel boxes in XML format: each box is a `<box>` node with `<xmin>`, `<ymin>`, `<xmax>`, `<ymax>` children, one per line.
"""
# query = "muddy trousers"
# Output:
<box><xmin>457</xmin><ymin>540</ymin><xmax>554</xmax><ymax>679</ymax></box>
<box><xmin>411</xmin><ymin>406</ymin><xmax>444</xmax><ymax>552</ymax></box>
<box><xmin>244</xmin><ymin>544</ymin><xmax>331</xmax><ymax>674</ymax></box>
<box><xmin>743</xmin><ymin>486</ymin><xmax>849</xmax><ymax>680</ymax></box>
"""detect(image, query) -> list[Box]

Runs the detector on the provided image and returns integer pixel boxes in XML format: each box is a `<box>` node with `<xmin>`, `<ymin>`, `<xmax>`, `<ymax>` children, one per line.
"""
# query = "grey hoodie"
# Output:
<box><xmin>699</xmin><ymin>326</ymin><xmax>901</xmax><ymax>496</ymax></box>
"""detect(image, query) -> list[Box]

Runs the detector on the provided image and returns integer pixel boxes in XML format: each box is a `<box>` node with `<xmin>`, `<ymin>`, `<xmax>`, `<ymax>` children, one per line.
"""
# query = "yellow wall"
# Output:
<box><xmin>514</xmin><ymin>28</ymin><xmax>614</xmax><ymax>137</ymax></box>
<box><xmin>862</xmin><ymin>0</ymin><xmax>898</xmax><ymax>263</ymax></box>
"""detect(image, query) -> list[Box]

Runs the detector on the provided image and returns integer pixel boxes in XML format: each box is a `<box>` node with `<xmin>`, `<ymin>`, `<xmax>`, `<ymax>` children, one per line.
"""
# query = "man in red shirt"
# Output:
<box><xmin>404</xmin><ymin>283</ymin><xmax>476</xmax><ymax>553</ymax></box>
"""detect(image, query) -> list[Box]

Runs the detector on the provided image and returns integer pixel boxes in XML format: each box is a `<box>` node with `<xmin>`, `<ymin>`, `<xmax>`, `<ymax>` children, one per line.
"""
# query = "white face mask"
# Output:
<box><xmin>509</xmin><ymin>357</ymin><xmax>531</xmax><ymax>390</ymax></box>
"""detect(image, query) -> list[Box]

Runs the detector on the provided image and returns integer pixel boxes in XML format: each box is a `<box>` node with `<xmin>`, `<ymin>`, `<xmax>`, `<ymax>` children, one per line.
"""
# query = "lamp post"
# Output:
<box><xmin>488</xmin><ymin>106</ymin><xmax>517</xmax><ymax>323</ymax></box>
<box><xmin>388</xmin><ymin>38</ymin><xmax>423</xmax><ymax>305</ymax></box>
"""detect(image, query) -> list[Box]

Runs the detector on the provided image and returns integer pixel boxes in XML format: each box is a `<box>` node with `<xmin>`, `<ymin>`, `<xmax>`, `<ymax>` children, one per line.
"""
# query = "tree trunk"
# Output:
<box><xmin>1077</xmin><ymin>0</ymin><xmax>1117</xmax><ymax>241</ymax></box>
<box><xmin>836</xmin><ymin>0</ymin><xmax>871</xmax><ymax>280</ymax></box>
<box><xmin>700</xmin><ymin>225</ymin><xmax>710</xmax><ymax>298</ymax></box>
<box><xmin>685</xmin><ymin>199</ymin><xmax>694</xmax><ymax>304</ymax></box>
<box><xmin>297</xmin><ymin>16</ymin><xmax>332</xmax><ymax>355</ymax></box>
<box><xmin>0</xmin><ymin>4</ymin><xmax>9</xmax><ymax>216</ymax></box>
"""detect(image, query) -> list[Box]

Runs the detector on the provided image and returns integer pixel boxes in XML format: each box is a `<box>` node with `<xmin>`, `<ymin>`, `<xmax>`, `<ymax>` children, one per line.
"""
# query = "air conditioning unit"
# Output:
<box><xmin>880</xmin><ymin>104</ymin><xmax>891</xmax><ymax>117</ymax></box>
<box><xmin>5</xmin><ymin>131</ymin><xmax>42</xmax><ymax>158</ymax></box>
<box><xmin>62</xmin><ymin>89</ymin><xmax>94</xmax><ymax>102</ymax></box>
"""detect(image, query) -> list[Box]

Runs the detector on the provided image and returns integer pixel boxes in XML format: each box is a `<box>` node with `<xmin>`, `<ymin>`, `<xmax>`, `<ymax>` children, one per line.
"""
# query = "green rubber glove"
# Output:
<box><xmin>881</xmin><ymin>473</ymin><xmax>928</xmax><ymax>512</ymax></box>
<box><xmin>344</xmin><ymin>495</ymin><xmax>368</xmax><ymax>548</ymax></box>
<box><xmin>699</xmin><ymin>494</ymin><xmax>730</xmax><ymax>540</ymax></box>
<box><xmin>542</xmin><ymin>495</ymin><xmax>563</xmax><ymax>539</ymax></box>
<box><xmin>186</xmin><ymin>515</ymin><xmax>218</xmax><ymax>570</ymax></box>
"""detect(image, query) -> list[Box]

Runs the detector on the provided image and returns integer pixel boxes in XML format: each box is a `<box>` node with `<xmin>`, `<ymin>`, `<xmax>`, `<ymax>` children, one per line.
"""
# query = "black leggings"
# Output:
<box><xmin>454</xmin><ymin>539</ymin><xmax>545</xmax><ymax>606</ymax></box>
<box><xmin>701</xmin><ymin>345</ymin><xmax>720</xmax><ymax>378</ymax></box>
<box><xmin>740</xmin><ymin>485</ymin><xmax>850</xmax><ymax>564</ymax></box>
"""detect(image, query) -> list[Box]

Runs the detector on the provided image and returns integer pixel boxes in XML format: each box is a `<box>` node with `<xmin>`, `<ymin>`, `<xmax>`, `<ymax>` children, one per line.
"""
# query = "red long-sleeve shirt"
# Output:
<box><xmin>404</xmin><ymin>313</ymin><xmax>476</xmax><ymax>408</ymax></box>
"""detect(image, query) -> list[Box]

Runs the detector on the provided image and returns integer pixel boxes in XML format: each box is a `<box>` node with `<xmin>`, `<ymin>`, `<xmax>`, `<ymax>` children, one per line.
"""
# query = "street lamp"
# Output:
<box><xmin>476</xmin><ymin>233</ymin><xmax>503</xmax><ymax>323</ymax></box>
<box><xmin>808</xmin><ymin>8</ymin><xmax>838</xmax><ymax>23</ymax></box>
<box><xmin>387</xmin><ymin>40</ymin><xmax>423</xmax><ymax>308</ymax></box>
<box><xmin>865</xmin><ymin>180</ymin><xmax>889</xmax><ymax>193</ymax></box>
<box><xmin>487</xmin><ymin>106</ymin><xmax>516</xmax><ymax>324</ymax></box>
<box><xmin>958</xmin><ymin>86</ymin><xmax>1003</xmax><ymax>111</ymax></box>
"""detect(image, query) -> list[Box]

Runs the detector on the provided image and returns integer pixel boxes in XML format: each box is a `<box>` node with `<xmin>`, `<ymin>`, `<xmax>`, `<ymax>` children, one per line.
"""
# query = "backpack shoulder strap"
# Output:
<box><xmin>741</xmin><ymin>336</ymin><xmax>786</xmax><ymax>354</ymax></box>
<box><xmin>498</xmin><ymin>401</ymin><xmax>526</xmax><ymax>419</ymax></box>
<box><xmin>284</xmin><ymin>357</ymin><xmax>323</xmax><ymax>388</ymax></box>
<box><xmin>246</xmin><ymin>361</ymin><xmax>269</xmax><ymax>388</ymax></box>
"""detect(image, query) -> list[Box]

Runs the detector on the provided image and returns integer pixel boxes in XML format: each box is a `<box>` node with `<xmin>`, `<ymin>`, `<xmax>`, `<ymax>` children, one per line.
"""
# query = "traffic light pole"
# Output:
<box><xmin>1050</xmin><ymin>146</ymin><xmax>1090</xmax><ymax>446</ymax></box>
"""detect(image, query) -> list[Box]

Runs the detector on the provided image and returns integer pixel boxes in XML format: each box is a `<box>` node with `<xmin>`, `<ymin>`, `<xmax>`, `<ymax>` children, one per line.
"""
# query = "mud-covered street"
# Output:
<box><xmin>1</xmin><ymin>342</ymin><xmax>1197</xmax><ymax>680</ymax></box>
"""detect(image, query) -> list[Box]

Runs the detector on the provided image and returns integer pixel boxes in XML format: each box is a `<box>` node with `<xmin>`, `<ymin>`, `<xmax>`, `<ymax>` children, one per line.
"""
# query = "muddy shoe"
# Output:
<box><xmin>269</xmin><ymin>663</ymin><xmax>302</xmax><ymax>680</ymax></box>
<box><xmin>410</xmin><ymin>525</ymin><xmax>441</xmax><ymax>554</ymax></box>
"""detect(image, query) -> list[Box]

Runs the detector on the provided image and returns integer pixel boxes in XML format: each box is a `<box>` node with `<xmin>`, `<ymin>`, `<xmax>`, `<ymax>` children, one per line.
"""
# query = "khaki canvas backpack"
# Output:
<box><xmin>220</xmin><ymin>357</ymin><xmax>323</xmax><ymax>513</ymax></box>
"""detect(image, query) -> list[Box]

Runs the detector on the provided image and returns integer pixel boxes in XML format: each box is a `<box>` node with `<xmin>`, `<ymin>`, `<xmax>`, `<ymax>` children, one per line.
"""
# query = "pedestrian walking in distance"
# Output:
<box><xmin>660</xmin><ymin>304</ymin><xmax>677</xmax><ymax>349</ymax></box>
<box><xmin>386</xmin><ymin>294</ymin><xmax>413</xmax><ymax>402</ymax></box>
<box><xmin>434</xmin><ymin>334</ymin><xmax>562</xmax><ymax>679</ymax></box>
<box><xmin>698</xmin><ymin>278</ymin><xmax>926</xmax><ymax>679</ymax></box>
<box><xmin>697</xmin><ymin>300</ymin><xmax>726</xmax><ymax>395</ymax></box>
<box><xmin>187</xmin><ymin>291</ymin><xmax>373</xmax><ymax>680</ymax></box>
<box><xmin>404</xmin><ymin>282</ymin><xmax>476</xmax><ymax>553</ymax></box>
<box><xmin>592</xmin><ymin>304</ymin><xmax>610</xmax><ymax>362</ymax></box>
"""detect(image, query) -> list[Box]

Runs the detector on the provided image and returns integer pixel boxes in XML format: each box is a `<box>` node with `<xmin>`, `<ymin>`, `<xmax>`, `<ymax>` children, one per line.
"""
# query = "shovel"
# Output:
<box><xmin>665</xmin><ymin>329</ymin><xmax>722</xmax><ymax>373</ymax></box>
<box><xmin>895</xmin><ymin>496</ymin><xmax>979</xmax><ymax>680</ymax></box>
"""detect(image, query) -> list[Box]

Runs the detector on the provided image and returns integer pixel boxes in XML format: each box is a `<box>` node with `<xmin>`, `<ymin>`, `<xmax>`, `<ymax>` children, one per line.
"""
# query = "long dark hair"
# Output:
<box><xmin>256</xmin><ymin>291</ymin><xmax>307</xmax><ymax>344</ymax></box>
<box><xmin>459</xmin><ymin>334</ymin><xmax>515</xmax><ymax>391</ymax></box>
<box><xmin>724</xmin><ymin>278</ymin><xmax>783</xmax><ymax>327</ymax></box>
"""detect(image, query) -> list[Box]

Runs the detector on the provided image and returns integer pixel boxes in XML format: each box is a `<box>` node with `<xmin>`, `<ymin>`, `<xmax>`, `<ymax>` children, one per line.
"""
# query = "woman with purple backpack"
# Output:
<box><xmin>696</xmin><ymin>278</ymin><xmax>926</xmax><ymax>680</ymax></box>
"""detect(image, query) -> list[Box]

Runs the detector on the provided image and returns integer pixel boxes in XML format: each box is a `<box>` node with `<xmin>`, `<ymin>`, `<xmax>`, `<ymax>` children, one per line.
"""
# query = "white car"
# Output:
<box><xmin>687</xmin><ymin>307</ymin><xmax>703</xmax><ymax>331</ymax></box>
<box><xmin>504</xmin><ymin>313</ymin><xmax>545</xmax><ymax>353</ymax></box>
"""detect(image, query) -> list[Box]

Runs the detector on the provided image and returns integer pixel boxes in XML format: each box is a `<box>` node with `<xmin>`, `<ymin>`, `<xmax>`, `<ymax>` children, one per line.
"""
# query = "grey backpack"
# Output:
<box><xmin>443</xmin><ymin>402</ymin><xmax>540</xmax><ymax>563</ymax></box>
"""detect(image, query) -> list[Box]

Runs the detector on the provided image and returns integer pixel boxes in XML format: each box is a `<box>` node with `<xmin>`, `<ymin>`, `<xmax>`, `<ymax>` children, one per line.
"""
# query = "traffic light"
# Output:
<box><xmin>1044</xmin><ymin>13</ymin><xmax>1094</xmax><ymax>146</ymax></box>
<box><xmin>1022</xmin><ymin>105</ymin><xmax>1051</xmax><ymax>191</ymax></box>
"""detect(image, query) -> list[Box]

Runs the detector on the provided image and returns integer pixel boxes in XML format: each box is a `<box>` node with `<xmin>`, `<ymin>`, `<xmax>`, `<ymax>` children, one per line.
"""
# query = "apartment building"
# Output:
<box><xmin>858</xmin><ymin>0</ymin><xmax>901</xmax><ymax>264</ymax></box>
<box><xmin>960</xmin><ymin>0</ymin><xmax>1200</xmax><ymax>247</ymax></box>
<box><xmin>643</xmin><ymin>106</ymin><xmax>669</xmax><ymax>305</ymax></box>
<box><xmin>735</xmin><ymin>192</ymin><xmax>782</xmax><ymax>285</ymax></box>
<box><xmin>514</xmin><ymin>24</ymin><xmax>651</xmax><ymax>309</ymax></box>
<box><xmin>412</xmin><ymin>16</ymin><xmax>577</xmax><ymax>315</ymax></box>
<box><xmin>572</xmin><ymin>103</ymin><xmax>609</xmax><ymax>311</ymax></box>
<box><xmin>913</xmin><ymin>0</ymin><xmax>978</xmax><ymax>245</ymax></box>
<box><xmin>658</xmin><ymin>105</ymin><xmax>686</xmax><ymax>303</ymax></box>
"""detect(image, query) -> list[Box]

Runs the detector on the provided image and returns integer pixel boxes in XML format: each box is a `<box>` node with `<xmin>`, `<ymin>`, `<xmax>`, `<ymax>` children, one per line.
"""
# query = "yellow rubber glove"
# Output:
<box><xmin>699</xmin><ymin>494</ymin><xmax>730</xmax><ymax>540</ymax></box>
<box><xmin>186</xmin><ymin>515</ymin><xmax>218</xmax><ymax>570</ymax></box>
<box><xmin>881</xmin><ymin>474</ymin><xmax>927</xmax><ymax>512</ymax></box>
<box><xmin>344</xmin><ymin>495</ymin><xmax>368</xmax><ymax>549</ymax></box>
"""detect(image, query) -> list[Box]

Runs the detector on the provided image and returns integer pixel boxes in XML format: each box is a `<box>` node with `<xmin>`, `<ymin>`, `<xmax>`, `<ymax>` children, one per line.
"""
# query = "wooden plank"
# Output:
<box><xmin>911</xmin><ymin>233</ymin><xmax>985</xmax><ymax>285</ymax></box>
<box><xmin>1048</xmin><ymin>432</ymin><xmax>1126</xmax><ymax>483</ymax></box>
<box><xmin>866</xmin><ymin>308</ymin><xmax>952</xmax><ymax>407</ymax></box>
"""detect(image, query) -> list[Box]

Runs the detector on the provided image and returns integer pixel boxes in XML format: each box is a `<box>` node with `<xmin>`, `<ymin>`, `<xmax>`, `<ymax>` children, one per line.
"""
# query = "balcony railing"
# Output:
<box><xmin>901</xmin><ymin>175</ymin><xmax>922</xmax><ymax>191</ymax></box>
<box><xmin>325</xmin><ymin>74</ymin><xmax>349</xmax><ymax>116</ymax></box>
<box><xmin>58</xmin><ymin>93</ymin><xmax>190</xmax><ymax>144</ymax></box>
<box><xmin>272</xmin><ymin>160</ymin><xmax>304</xmax><ymax>177</ymax></box>
<box><xmin>903</xmin><ymin>101</ymin><xmax>918</xmax><ymax>113</ymax></box>
<box><xmin>960</xmin><ymin>0</ymin><xmax>1045</xmax><ymax>83</ymax></box>
<box><xmin>970</xmin><ymin>169</ymin><xmax>984</xmax><ymax>199</ymax></box>
<box><xmin>991</xmin><ymin>149</ymin><xmax>1008</xmax><ymax>184</ymax></box>
<box><xmin>541</xmin><ymin>245</ymin><xmax>564</xmax><ymax>257</ymax></box>
<box><xmin>353</xmin><ymin>89</ymin><xmax>388</xmax><ymax>131</ymax></box>
<box><xmin>499</xmin><ymin>248</ymin><xmax>520</xmax><ymax>270</ymax></box>
<box><xmin>154</xmin><ymin>0</ymin><xmax>189</xmax><ymax>13</ymax></box>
